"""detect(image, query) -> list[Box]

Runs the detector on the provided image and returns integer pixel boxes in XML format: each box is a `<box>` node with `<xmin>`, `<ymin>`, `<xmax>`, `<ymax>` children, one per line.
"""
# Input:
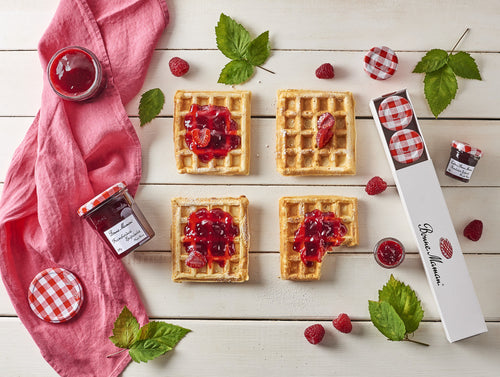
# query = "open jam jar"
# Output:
<box><xmin>373</xmin><ymin>237</ymin><xmax>405</xmax><ymax>268</ymax></box>
<box><xmin>77</xmin><ymin>182</ymin><xmax>154</xmax><ymax>258</ymax></box>
<box><xmin>445</xmin><ymin>140</ymin><xmax>483</xmax><ymax>183</ymax></box>
<box><xmin>47</xmin><ymin>46</ymin><xmax>104</xmax><ymax>101</ymax></box>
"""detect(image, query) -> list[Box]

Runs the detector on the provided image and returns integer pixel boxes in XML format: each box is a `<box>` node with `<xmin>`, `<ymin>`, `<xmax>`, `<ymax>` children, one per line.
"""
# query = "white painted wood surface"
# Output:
<box><xmin>1</xmin><ymin>0</ymin><xmax>499</xmax><ymax>376</ymax></box>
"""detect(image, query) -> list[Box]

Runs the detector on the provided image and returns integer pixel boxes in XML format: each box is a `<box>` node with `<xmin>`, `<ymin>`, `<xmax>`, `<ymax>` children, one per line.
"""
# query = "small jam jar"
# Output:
<box><xmin>47</xmin><ymin>46</ymin><xmax>104</xmax><ymax>101</ymax></box>
<box><xmin>445</xmin><ymin>140</ymin><xmax>483</xmax><ymax>183</ymax></box>
<box><xmin>78</xmin><ymin>182</ymin><xmax>154</xmax><ymax>258</ymax></box>
<box><xmin>373</xmin><ymin>237</ymin><xmax>405</xmax><ymax>268</ymax></box>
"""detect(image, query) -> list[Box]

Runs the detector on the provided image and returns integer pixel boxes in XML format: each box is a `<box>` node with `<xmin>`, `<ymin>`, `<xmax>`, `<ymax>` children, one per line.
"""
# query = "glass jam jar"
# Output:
<box><xmin>77</xmin><ymin>182</ymin><xmax>154</xmax><ymax>258</ymax></box>
<box><xmin>373</xmin><ymin>237</ymin><xmax>405</xmax><ymax>268</ymax></box>
<box><xmin>445</xmin><ymin>140</ymin><xmax>483</xmax><ymax>183</ymax></box>
<box><xmin>47</xmin><ymin>46</ymin><xmax>104</xmax><ymax>101</ymax></box>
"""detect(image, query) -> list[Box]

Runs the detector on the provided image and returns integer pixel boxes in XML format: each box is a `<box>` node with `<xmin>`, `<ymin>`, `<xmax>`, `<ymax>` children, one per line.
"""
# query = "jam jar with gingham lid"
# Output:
<box><xmin>78</xmin><ymin>182</ymin><xmax>154</xmax><ymax>258</ymax></box>
<box><xmin>445</xmin><ymin>140</ymin><xmax>483</xmax><ymax>183</ymax></box>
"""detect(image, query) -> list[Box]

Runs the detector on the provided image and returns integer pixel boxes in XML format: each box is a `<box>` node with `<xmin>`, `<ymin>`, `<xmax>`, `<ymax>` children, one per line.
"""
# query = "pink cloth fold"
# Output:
<box><xmin>0</xmin><ymin>1</ymin><xmax>168</xmax><ymax>376</ymax></box>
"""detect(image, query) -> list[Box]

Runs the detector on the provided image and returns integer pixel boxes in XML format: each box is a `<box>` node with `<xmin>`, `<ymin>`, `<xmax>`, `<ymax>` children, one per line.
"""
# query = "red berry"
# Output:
<box><xmin>315</xmin><ymin>63</ymin><xmax>335</xmax><ymax>79</ymax></box>
<box><xmin>332</xmin><ymin>313</ymin><xmax>352</xmax><ymax>334</ymax></box>
<box><xmin>169</xmin><ymin>57</ymin><xmax>190</xmax><ymax>77</ymax></box>
<box><xmin>304</xmin><ymin>324</ymin><xmax>325</xmax><ymax>344</ymax></box>
<box><xmin>365</xmin><ymin>176</ymin><xmax>387</xmax><ymax>195</ymax></box>
<box><xmin>316</xmin><ymin>112</ymin><xmax>336</xmax><ymax>148</ymax></box>
<box><xmin>463</xmin><ymin>219</ymin><xmax>483</xmax><ymax>241</ymax></box>
<box><xmin>185</xmin><ymin>251</ymin><xmax>207</xmax><ymax>269</ymax></box>
<box><xmin>192</xmin><ymin>128</ymin><xmax>211</xmax><ymax>148</ymax></box>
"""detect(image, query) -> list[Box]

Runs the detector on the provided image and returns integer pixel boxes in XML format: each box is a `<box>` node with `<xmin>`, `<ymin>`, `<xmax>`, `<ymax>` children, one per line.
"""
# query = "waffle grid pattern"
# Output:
<box><xmin>276</xmin><ymin>90</ymin><xmax>356</xmax><ymax>176</ymax></box>
<box><xmin>171</xmin><ymin>196</ymin><xmax>249</xmax><ymax>282</ymax></box>
<box><xmin>279</xmin><ymin>196</ymin><xmax>358</xmax><ymax>280</ymax></box>
<box><xmin>173</xmin><ymin>90</ymin><xmax>251</xmax><ymax>175</ymax></box>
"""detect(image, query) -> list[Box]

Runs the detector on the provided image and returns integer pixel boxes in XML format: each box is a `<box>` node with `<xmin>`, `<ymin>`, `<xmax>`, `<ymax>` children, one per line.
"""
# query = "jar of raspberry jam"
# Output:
<box><xmin>373</xmin><ymin>237</ymin><xmax>405</xmax><ymax>268</ymax></box>
<box><xmin>77</xmin><ymin>182</ymin><xmax>154</xmax><ymax>258</ymax></box>
<box><xmin>445</xmin><ymin>140</ymin><xmax>483</xmax><ymax>183</ymax></box>
<box><xmin>47</xmin><ymin>46</ymin><xmax>104</xmax><ymax>101</ymax></box>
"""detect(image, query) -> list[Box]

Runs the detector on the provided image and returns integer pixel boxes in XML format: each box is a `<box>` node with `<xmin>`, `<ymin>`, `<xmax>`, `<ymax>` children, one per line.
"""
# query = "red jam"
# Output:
<box><xmin>183</xmin><ymin>208</ymin><xmax>240</xmax><ymax>268</ymax></box>
<box><xmin>48</xmin><ymin>46</ymin><xmax>103</xmax><ymax>101</ymax></box>
<box><xmin>445</xmin><ymin>140</ymin><xmax>483</xmax><ymax>183</ymax></box>
<box><xmin>293</xmin><ymin>209</ymin><xmax>347</xmax><ymax>267</ymax></box>
<box><xmin>184</xmin><ymin>104</ymin><xmax>241</xmax><ymax>162</ymax></box>
<box><xmin>78</xmin><ymin>182</ymin><xmax>155</xmax><ymax>258</ymax></box>
<box><xmin>374</xmin><ymin>238</ymin><xmax>405</xmax><ymax>268</ymax></box>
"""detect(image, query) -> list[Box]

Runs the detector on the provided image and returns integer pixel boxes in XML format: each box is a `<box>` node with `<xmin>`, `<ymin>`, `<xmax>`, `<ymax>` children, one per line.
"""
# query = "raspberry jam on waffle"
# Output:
<box><xmin>184</xmin><ymin>104</ymin><xmax>241</xmax><ymax>162</ymax></box>
<box><xmin>293</xmin><ymin>209</ymin><xmax>347</xmax><ymax>266</ymax></box>
<box><xmin>183</xmin><ymin>208</ymin><xmax>240</xmax><ymax>268</ymax></box>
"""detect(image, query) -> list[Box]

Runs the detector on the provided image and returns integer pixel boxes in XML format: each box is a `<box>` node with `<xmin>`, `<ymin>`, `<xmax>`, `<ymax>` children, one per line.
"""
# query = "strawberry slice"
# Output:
<box><xmin>192</xmin><ymin>128</ymin><xmax>211</xmax><ymax>148</ymax></box>
<box><xmin>185</xmin><ymin>250</ymin><xmax>207</xmax><ymax>269</ymax></box>
<box><xmin>316</xmin><ymin>112</ymin><xmax>335</xmax><ymax>148</ymax></box>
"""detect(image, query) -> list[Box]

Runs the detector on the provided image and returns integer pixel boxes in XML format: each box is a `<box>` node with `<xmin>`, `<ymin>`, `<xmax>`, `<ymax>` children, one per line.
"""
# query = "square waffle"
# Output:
<box><xmin>173</xmin><ymin>90</ymin><xmax>251</xmax><ymax>175</ymax></box>
<box><xmin>276</xmin><ymin>89</ymin><xmax>356</xmax><ymax>175</ymax></box>
<box><xmin>171</xmin><ymin>196</ymin><xmax>250</xmax><ymax>282</ymax></box>
<box><xmin>279</xmin><ymin>195</ymin><xmax>358</xmax><ymax>281</ymax></box>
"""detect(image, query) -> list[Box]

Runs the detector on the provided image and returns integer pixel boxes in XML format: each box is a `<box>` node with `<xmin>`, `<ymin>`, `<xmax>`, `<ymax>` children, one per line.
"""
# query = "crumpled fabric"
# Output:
<box><xmin>0</xmin><ymin>0</ymin><xmax>168</xmax><ymax>375</ymax></box>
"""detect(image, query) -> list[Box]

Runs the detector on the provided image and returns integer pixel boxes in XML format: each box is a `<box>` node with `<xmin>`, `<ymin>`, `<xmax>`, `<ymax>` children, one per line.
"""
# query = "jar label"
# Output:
<box><xmin>104</xmin><ymin>214</ymin><xmax>148</xmax><ymax>255</ymax></box>
<box><xmin>446</xmin><ymin>158</ymin><xmax>475</xmax><ymax>181</ymax></box>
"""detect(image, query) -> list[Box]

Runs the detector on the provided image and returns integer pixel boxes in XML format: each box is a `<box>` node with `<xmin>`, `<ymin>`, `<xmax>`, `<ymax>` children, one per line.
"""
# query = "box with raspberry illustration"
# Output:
<box><xmin>369</xmin><ymin>89</ymin><xmax>487</xmax><ymax>342</ymax></box>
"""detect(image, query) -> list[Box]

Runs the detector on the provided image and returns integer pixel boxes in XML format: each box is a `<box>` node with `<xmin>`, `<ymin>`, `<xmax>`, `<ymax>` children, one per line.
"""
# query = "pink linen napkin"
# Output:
<box><xmin>0</xmin><ymin>0</ymin><xmax>168</xmax><ymax>376</ymax></box>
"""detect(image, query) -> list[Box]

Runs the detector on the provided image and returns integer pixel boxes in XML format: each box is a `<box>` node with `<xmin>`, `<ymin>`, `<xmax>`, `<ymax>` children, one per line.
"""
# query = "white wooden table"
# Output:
<box><xmin>1</xmin><ymin>1</ymin><xmax>500</xmax><ymax>376</ymax></box>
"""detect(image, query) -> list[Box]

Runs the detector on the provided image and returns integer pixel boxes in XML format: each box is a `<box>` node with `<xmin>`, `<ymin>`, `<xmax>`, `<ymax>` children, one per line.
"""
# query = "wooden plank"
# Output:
<box><xmin>2</xmin><ymin>254</ymin><xmax>499</xmax><ymax>320</ymax></box>
<box><xmin>0</xmin><ymin>317</ymin><xmax>499</xmax><ymax>377</ymax></box>
<box><xmin>1</xmin><ymin>50</ymin><xmax>499</xmax><ymax>118</ymax></box>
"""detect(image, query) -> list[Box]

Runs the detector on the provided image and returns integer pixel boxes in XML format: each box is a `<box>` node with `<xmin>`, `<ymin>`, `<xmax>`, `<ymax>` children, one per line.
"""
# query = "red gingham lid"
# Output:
<box><xmin>452</xmin><ymin>140</ymin><xmax>483</xmax><ymax>158</ymax></box>
<box><xmin>77</xmin><ymin>181</ymin><xmax>126</xmax><ymax>217</ymax></box>
<box><xmin>364</xmin><ymin>46</ymin><xmax>398</xmax><ymax>80</ymax></box>
<box><xmin>389</xmin><ymin>129</ymin><xmax>424</xmax><ymax>164</ymax></box>
<box><xmin>378</xmin><ymin>95</ymin><xmax>413</xmax><ymax>131</ymax></box>
<box><xmin>28</xmin><ymin>267</ymin><xmax>84</xmax><ymax>323</ymax></box>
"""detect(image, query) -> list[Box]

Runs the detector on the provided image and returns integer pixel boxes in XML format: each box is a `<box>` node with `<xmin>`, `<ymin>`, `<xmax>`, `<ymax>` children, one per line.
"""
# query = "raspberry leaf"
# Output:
<box><xmin>244</xmin><ymin>31</ymin><xmax>271</xmax><ymax>66</ymax></box>
<box><xmin>109</xmin><ymin>306</ymin><xmax>140</xmax><ymax>348</ymax></box>
<box><xmin>448</xmin><ymin>52</ymin><xmax>482</xmax><ymax>80</ymax></box>
<box><xmin>424</xmin><ymin>64</ymin><xmax>458</xmax><ymax>118</ymax></box>
<box><xmin>129</xmin><ymin>339</ymin><xmax>172</xmax><ymax>363</ymax></box>
<box><xmin>368</xmin><ymin>300</ymin><xmax>406</xmax><ymax>341</ymax></box>
<box><xmin>139</xmin><ymin>88</ymin><xmax>165</xmax><ymax>127</ymax></box>
<box><xmin>378</xmin><ymin>275</ymin><xmax>424</xmax><ymax>334</ymax></box>
<box><xmin>215</xmin><ymin>13</ymin><xmax>251</xmax><ymax>60</ymax></box>
<box><xmin>413</xmin><ymin>49</ymin><xmax>448</xmax><ymax>73</ymax></box>
<box><xmin>218</xmin><ymin>60</ymin><xmax>254</xmax><ymax>85</ymax></box>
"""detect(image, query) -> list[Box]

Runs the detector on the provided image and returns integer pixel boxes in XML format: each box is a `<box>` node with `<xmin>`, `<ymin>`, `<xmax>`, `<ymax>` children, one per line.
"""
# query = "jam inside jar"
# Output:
<box><xmin>445</xmin><ymin>140</ymin><xmax>483</xmax><ymax>183</ymax></box>
<box><xmin>78</xmin><ymin>182</ymin><xmax>154</xmax><ymax>258</ymax></box>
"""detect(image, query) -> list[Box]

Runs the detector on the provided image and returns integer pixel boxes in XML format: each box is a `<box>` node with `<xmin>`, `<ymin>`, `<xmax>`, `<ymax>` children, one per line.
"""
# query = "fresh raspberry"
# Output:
<box><xmin>365</xmin><ymin>176</ymin><xmax>387</xmax><ymax>195</ymax></box>
<box><xmin>185</xmin><ymin>251</ymin><xmax>207</xmax><ymax>269</ymax></box>
<box><xmin>315</xmin><ymin>63</ymin><xmax>335</xmax><ymax>79</ymax></box>
<box><xmin>169</xmin><ymin>57</ymin><xmax>190</xmax><ymax>77</ymax></box>
<box><xmin>304</xmin><ymin>324</ymin><xmax>325</xmax><ymax>344</ymax></box>
<box><xmin>463</xmin><ymin>219</ymin><xmax>483</xmax><ymax>241</ymax></box>
<box><xmin>332</xmin><ymin>313</ymin><xmax>352</xmax><ymax>334</ymax></box>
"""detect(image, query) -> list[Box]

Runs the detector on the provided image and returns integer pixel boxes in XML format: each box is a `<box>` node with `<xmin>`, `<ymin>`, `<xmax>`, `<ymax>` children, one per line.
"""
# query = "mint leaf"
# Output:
<box><xmin>378</xmin><ymin>275</ymin><xmax>424</xmax><ymax>334</ymax></box>
<box><xmin>109</xmin><ymin>306</ymin><xmax>140</xmax><ymax>348</ymax></box>
<box><xmin>448</xmin><ymin>52</ymin><xmax>482</xmax><ymax>80</ymax></box>
<box><xmin>413</xmin><ymin>49</ymin><xmax>448</xmax><ymax>73</ymax></box>
<box><xmin>218</xmin><ymin>60</ymin><xmax>254</xmax><ymax>85</ymax></box>
<box><xmin>137</xmin><ymin>321</ymin><xmax>191</xmax><ymax>349</ymax></box>
<box><xmin>244</xmin><ymin>31</ymin><xmax>270</xmax><ymax>66</ymax></box>
<box><xmin>129</xmin><ymin>339</ymin><xmax>172</xmax><ymax>363</ymax></box>
<box><xmin>424</xmin><ymin>64</ymin><xmax>458</xmax><ymax>118</ymax></box>
<box><xmin>368</xmin><ymin>300</ymin><xmax>406</xmax><ymax>341</ymax></box>
<box><xmin>139</xmin><ymin>88</ymin><xmax>165</xmax><ymax>127</ymax></box>
<box><xmin>215</xmin><ymin>13</ymin><xmax>251</xmax><ymax>60</ymax></box>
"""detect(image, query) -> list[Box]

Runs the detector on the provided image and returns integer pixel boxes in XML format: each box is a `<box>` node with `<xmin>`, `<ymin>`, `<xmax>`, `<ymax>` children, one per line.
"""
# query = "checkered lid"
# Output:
<box><xmin>378</xmin><ymin>95</ymin><xmax>413</xmax><ymax>131</ymax></box>
<box><xmin>77</xmin><ymin>181</ymin><xmax>126</xmax><ymax>217</ymax></box>
<box><xmin>28</xmin><ymin>267</ymin><xmax>84</xmax><ymax>323</ymax></box>
<box><xmin>364</xmin><ymin>46</ymin><xmax>398</xmax><ymax>80</ymax></box>
<box><xmin>389</xmin><ymin>129</ymin><xmax>424</xmax><ymax>164</ymax></box>
<box><xmin>452</xmin><ymin>140</ymin><xmax>483</xmax><ymax>158</ymax></box>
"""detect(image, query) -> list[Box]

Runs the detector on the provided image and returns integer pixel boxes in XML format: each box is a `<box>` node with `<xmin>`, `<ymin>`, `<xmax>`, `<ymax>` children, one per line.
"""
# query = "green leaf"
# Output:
<box><xmin>368</xmin><ymin>300</ymin><xmax>406</xmax><ymax>341</ymax></box>
<box><xmin>215</xmin><ymin>13</ymin><xmax>251</xmax><ymax>60</ymax></box>
<box><xmin>413</xmin><ymin>49</ymin><xmax>448</xmax><ymax>73</ymax></box>
<box><xmin>424</xmin><ymin>64</ymin><xmax>458</xmax><ymax>118</ymax></box>
<box><xmin>139</xmin><ymin>88</ymin><xmax>165</xmax><ymax>127</ymax></box>
<box><xmin>137</xmin><ymin>321</ymin><xmax>191</xmax><ymax>349</ymax></box>
<box><xmin>244</xmin><ymin>31</ymin><xmax>270</xmax><ymax>66</ymax></box>
<box><xmin>217</xmin><ymin>60</ymin><xmax>254</xmax><ymax>85</ymax></box>
<box><xmin>378</xmin><ymin>275</ymin><xmax>424</xmax><ymax>334</ymax></box>
<box><xmin>109</xmin><ymin>306</ymin><xmax>140</xmax><ymax>349</ymax></box>
<box><xmin>129</xmin><ymin>339</ymin><xmax>172</xmax><ymax>363</ymax></box>
<box><xmin>448</xmin><ymin>52</ymin><xmax>482</xmax><ymax>80</ymax></box>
